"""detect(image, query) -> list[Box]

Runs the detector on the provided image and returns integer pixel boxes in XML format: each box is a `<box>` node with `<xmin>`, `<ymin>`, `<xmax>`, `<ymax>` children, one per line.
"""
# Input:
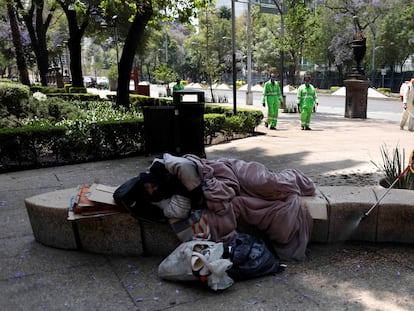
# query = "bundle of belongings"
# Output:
<box><xmin>114</xmin><ymin>153</ymin><xmax>316</xmax><ymax>290</ymax></box>
<box><xmin>69</xmin><ymin>183</ymin><xmax>125</xmax><ymax>219</ymax></box>
<box><xmin>157</xmin><ymin>235</ymin><xmax>285</xmax><ymax>291</ymax></box>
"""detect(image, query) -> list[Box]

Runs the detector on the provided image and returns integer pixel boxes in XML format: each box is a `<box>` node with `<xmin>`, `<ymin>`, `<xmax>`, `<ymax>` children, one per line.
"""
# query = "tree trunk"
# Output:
<box><xmin>17</xmin><ymin>0</ymin><xmax>52</xmax><ymax>86</ymax></box>
<box><xmin>8</xmin><ymin>4</ymin><xmax>30</xmax><ymax>85</ymax></box>
<box><xmin>116</xmin><ymin>3</ymin><xmax>153</xmax><ymax>107</ymax></box>
<box><xmin>62</xmin><ymin>4</ymin><xmax>89</xmax><ymax>87</ymax></box>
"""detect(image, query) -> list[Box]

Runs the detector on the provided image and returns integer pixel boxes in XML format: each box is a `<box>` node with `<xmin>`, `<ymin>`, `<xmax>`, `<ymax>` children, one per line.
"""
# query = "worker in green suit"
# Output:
<box><xmin>297</xmin><ymin>75</ymin><xmax>318</xmax><ymax>130</ymax></box>
<box><xmin>263</xmin><ymin>73</ymin><xmax>284</xmax><ymax>130</ymax></box>
<box><xmin>173</xmin><ymin>79</ymin><xmax>185</xmax><ymax>92</ymax></box>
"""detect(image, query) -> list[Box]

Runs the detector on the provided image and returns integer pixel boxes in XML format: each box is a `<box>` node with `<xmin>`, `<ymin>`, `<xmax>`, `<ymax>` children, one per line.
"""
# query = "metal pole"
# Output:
<box><xmin>362</xmin><ymin>165</ymin><xmax>410</xmax><ymax>219</ymax></box>
<box><xmin>280</xmin><ymin>8</ymin><xmax>284</xmax><ymax>97</ymax></box>
<box><xmin>371</xmin><ymin>35</ymin><xmax>376</xmax><ymax>88</ymax></box>
<box><xmin>246</xmin><ymin>0</ymin><xmax>253</xmax><ymax>105</ymax></box>
<box><xmin>273</xmin><ymin>0</ymin><xmax>285</xmax><ymax>97</ymax></box>
<box><xmin>232</xmin><ymin>0</ymin><xmax>237</xmax><ymax>114</ymax></box>
<box><xmin>165</xmin><ymin>31</ymin><xmax>168</xmax><ymax>64</ymax></box>
<box><xmin>112</xmin><ymin>15</ymin><xmax>119</xmax><ymax>67</ymax></box>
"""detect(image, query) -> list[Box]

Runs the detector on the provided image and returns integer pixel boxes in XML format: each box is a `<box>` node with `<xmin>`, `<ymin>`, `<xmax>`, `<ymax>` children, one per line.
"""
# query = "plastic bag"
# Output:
<box><xmin>158</xmin><ymin>240</ymin><xmax>234</xmax><ymax>291</ymax></box>
<box><xmin>226</xmin><ymin>233</ymin><xmax>284</xmax><ymax>280</ymax></box>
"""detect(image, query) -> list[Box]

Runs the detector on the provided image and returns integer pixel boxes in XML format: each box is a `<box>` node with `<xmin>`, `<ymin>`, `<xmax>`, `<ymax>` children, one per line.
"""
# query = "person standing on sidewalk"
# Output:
<box><xmin>401</xmin><ymin>78</ymin><xmax>414</xmax><ymax>131</ymax></box>
<box><xmin>400</xmin><ymin>79</ymin><xmax>413</xmax><ymax>130</ymax></box>
<box><xmin>297</xmin><ymin>75</ymin><xmax>318</xmax><ymax>130</ymax></box>
<box><xmin>263</xmin><ymin>73</ymin><xmax>283</xmax><ymax>130</ymax></box>
<box><xmin>173</xmin><ymin>79</ymin><xmax>185</xmax><ymax>92</ymax></box>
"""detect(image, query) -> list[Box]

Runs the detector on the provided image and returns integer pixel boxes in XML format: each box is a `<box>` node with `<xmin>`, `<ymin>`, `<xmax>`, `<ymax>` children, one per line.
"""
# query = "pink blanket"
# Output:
<box><xmin>186</xmin><ymin>156</ymin><xmax>316</xmax><ymax>261</ymax></box>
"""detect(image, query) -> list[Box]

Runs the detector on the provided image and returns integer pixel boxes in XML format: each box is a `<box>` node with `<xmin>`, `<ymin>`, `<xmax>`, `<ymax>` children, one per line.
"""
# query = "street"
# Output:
<box><xmin>89</xmin><ymin>85</ymin><xmax>404</xmax><ymax>123</ymax></box>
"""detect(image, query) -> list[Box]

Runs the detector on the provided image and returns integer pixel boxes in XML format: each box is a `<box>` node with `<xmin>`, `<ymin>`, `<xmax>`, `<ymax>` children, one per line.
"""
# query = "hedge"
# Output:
<box><xmin>0</xmin><ymin>87</ymin><xmax>263</xmax><ymax>172</ymax></box>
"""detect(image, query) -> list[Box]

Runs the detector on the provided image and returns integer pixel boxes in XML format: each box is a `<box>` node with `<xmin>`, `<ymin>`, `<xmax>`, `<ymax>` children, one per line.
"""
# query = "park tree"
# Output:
<box><xmin>98</xmin><ymin>0</ymin><xmax>209</xmax><ymax>107</ymax></box>
<box><xmin>15</xmin><ymin>0</ymin><xmax>57</xmax><ymax>86</ymax></box>
<box><xmin>138</xmin><ymin>30</ymin><xmax>166</xmax><ymax>82</ymax></box>
<box><xmin>304</xmin><ymin>5</ymin><xmax>338</xmax><ymax>87</ymax></box>
<box><xmin>187</xmin><ymin>3</ymin><xmax>233</xmax><ymax>101</ymax></box>
<box><xmin>283</xmin><ymin>0</ymin><xmax>320</xmax><ymax>85</ymax></box>
<box><xmin>324</xmin><ymin>0</ymin><xmax>389</xmax><ymax>78</ymax></box>
<box><xmin>55</xmin><ymin>0</ymin><xmax>97</xmax><ymax>87</ymax></box>
<box><xmin>250</xmin><ymin>6</ymin><xmax>280</xmax><ymax>79</ymax></box>
<box><xmin>7</xmin><ymin>2</ymin><xmax>30</xmax><ymax>85</ymax></box>
<box><xmin>376</xmin><ymin>0</ymin><xmax>414</xmax><ymax>74</ymax></box>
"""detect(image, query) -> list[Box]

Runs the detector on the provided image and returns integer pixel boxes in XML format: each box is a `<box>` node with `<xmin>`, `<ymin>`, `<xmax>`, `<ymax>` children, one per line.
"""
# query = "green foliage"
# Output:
<box><xmin>68</xmin><ymin>87</ymin><xmax>87</xmax><ymax>94</ymax></box>
<box><xmin>129</xmin><ymin>94</ymin><xmax>173</xmax><ymax>108</ymax></box>
<box><xmin>330</xmin><ymin>86</ymin><xmax>341</xmax><ymax>92</ymax></box>
<box><xmin>0</xmin><ymin>94</ymin><xmax>262</xmax><ymax>171</ymax></box>
<box><xmin>30</xmin><ymin>85</ymin><xmax>88</xmax><ymax>95</ymax></box>
<box><xmin>30</xmin><ymin>86</ymin><xmax>51</xmax><ymax>93</ymax></box>
<box><xmin>377</xmin><ymin>88</ymin><xmax>391</xmax><ymax>94</ymax></box>
<box><xmin>371</xmin><ymin>144</ymin><xmax>414</xmax><ymax>190</ymax></box>
<box><xmin>153</xmin><ymin>64</ymin><xmax>178</xmax><ymax>84</ymax></box>
<box><xmin>204</xmin><ymin>105</ymin><xmax>263</xmax><ymax>143</ymax></box>
<box><xmin>46</xmin><ymin>93</ymin><xmax>101</xmax><ymax>101</ymax></box>
<box><xmin>107</xmin><ymin>65</ymin><xmax>118</xmax><ymax>81</ymax></box>
<box><xmin>0</xmin><ymin>124</ymin><xmax>67</xmax><ymax>170</ymax></box>
<box><xmin>204</xmin><ymin>113</ymin><xmax>225</xmax><ymax>144</ymax></box>
<box><xmin>0</xmin><ymin>82</ymin><xmax>30</xmax><ymax>118</ymax></box>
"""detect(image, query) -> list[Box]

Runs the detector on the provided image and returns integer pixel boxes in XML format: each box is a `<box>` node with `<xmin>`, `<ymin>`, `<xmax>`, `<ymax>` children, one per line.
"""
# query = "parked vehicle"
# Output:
<box><xmin>83</xmin><ymin>76</ymin><xmax>96</xmax><ymax>88</ymax></box>
<box><xmin>96</xmin><ymin>76</ymin><xmax>109</xmax><ymax>89</ymax></box>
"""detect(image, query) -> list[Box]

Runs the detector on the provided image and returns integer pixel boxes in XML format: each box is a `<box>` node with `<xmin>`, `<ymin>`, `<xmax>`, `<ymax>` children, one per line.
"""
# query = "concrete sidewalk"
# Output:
<box><xmin>1</xmin><ymin>110</ymin><xmax>414</xmax><ymax>311</ymax></box>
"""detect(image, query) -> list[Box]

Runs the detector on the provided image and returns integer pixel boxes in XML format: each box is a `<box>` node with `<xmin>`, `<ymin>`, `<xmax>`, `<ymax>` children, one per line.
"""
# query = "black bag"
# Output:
<box><xmin>113</xmin><ymin>176</ymin><xmax>143</xmax><ymax>208</ymax></box>
<box><xmin>113</xmin><ymin>175</ymin><xmax>167</xmax><ymax>223</ymax></box>
<box><xmin>226</xmin><ymin>233</ymin><xmax>284</xmax><ymax>280</ymax></box>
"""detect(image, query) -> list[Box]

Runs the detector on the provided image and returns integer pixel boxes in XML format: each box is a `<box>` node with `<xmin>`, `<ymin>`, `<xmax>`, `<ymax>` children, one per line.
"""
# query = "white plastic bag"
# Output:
<box><xmin>158</xmin><ymin>240</ymin><xmax>234</xmax><ymax>291</ymax></box>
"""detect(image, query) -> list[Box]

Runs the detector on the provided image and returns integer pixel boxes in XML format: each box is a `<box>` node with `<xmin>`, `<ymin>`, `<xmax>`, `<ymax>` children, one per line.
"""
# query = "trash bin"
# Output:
<box><xmin>143</xmin><ymin>106</ymin><xmax>175</xmax><ymax>156</ymax></box>
<box><xmin>173</xmin><ymin>90</ymin><xmax>205</xmax><ymax>158</ymax></box>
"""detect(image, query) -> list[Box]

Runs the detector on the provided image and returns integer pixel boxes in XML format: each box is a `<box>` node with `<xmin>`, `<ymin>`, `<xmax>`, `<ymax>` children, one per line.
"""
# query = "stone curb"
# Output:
<box><xmin>24</xmin><ymin>186</ymin><xmax>414</xmax><ymax>256</ymax></box>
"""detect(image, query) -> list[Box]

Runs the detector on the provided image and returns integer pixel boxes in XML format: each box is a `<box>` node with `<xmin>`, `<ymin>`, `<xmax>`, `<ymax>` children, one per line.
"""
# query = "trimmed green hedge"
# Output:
<box><xmin>0</xmin><ymin>121</ymin><xmax>144</xmax><ymax>171</ymax></box>
<box><xmin>0</xmin><ymin>89</ymin><xmax>263</xmax><ymax>171</ymax></box>
<box><xmin>0</xmin><ymin>82</ymin><xmax>30</xmax><ymax>118</ymax></box>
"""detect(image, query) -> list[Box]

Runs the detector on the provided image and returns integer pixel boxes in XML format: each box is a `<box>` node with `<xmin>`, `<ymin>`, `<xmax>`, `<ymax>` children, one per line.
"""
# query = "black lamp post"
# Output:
<box><xmin>231</xmin><ymin>0</ymin><xmax>237</xmax><ymax>114</ymax></box>
<box><xmin>112</xmin><ymin>15</ymin><xmax>119</xmax><ymax>69</ymax></box>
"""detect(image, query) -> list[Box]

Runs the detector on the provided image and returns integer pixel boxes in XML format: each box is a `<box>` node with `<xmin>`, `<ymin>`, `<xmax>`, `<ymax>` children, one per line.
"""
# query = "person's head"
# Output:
<box><xmin>176</xmin><ymin>78</ymin><xmax>181</xmax><ymax>84</ymax></box>
<box><xmin>304</xmin><ymin>75</ymin><xmax>311</xmax><ymax>87</ymax></box>
<box><xmin>143</xmin><ymin>181</ymin><xmax>158</xmax><ymax>196</ymax></box>
<box><xmin>141</xmin><ymin>161</ymin><xmax>175</xmax><ymax>201</ymax></box>
<box><xmin>270</xmin><ymin>73</ymin><xmax>276</xmax><ymax>83</ymax></box>
<box><xmin>140</xmin><ymin>172</ymin><xmax>162</xmax><ymax>201</ymax></box>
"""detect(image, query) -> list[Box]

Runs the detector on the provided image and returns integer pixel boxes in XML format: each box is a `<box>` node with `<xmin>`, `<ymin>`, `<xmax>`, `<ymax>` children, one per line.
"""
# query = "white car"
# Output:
<box><xmin>96</xmin><ymin>76</ymin><xmax>109</xmax><ymax>89</ymax></box>
<box><xmin>83</xmin><ymin>76</ymin><xmax>96</xmax><ymax>88</ymax></box>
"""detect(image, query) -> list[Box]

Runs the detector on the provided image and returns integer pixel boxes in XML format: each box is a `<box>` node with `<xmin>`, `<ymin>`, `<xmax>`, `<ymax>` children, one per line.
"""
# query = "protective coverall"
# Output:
<box><xmin>297</xmin><ymin>83</ymin><xmax>317</xmax><ymax>130</ymax></box>
<box><xmin>173</xmin><ymin>82</ymin><xmax>184</xmax><ymax>92</ymax></box>
<box><xmin>401</xmin><ymin>81</ymin><xmax>414</xmax><ymax>131</ymax></box>
<box><xmin>263</xmin><ymin>79</ymin><xmax>283</xmax><ymax>129</ymax></box>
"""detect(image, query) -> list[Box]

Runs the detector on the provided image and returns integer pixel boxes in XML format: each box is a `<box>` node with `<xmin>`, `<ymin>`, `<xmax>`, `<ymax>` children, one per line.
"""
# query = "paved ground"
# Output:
<box><xmin>1</xmin><ymin>100</ymin><xmax>414</xmax><ymax>311</ymax></box>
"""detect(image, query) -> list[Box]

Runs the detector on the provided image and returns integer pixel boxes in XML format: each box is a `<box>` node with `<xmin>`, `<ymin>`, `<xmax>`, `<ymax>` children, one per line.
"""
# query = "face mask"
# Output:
<box><xmin>271</xmin><ymin>78</ymin><xmax>275</xmax><ymax>83</ymax></box>
<box><xmin>305</xmin><ymin>82</ymin><xmax>310</xmax><ymax>87</ymax></box>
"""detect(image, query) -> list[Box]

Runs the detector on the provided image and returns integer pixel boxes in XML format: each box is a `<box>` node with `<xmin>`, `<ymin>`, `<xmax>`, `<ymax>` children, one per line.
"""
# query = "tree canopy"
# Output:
<box><xmin>3</xmin><ymin>0</ymin><xmax>414</xmax><ymax>94</ymax></box>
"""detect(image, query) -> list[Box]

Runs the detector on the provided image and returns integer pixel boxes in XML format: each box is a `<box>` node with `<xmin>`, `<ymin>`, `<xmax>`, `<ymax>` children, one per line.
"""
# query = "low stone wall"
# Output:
<box><xmin>24</xmin><ymin>186</ymin><xmax>414</xmax><ymax>257</ymax></box>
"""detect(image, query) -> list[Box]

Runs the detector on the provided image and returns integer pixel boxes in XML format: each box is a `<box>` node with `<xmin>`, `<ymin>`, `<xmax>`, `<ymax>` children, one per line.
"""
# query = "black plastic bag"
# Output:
<box><xmin>226</xmin><ymin>232</ymin><xmax>284</xmax><ymax>280</ymax></box>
